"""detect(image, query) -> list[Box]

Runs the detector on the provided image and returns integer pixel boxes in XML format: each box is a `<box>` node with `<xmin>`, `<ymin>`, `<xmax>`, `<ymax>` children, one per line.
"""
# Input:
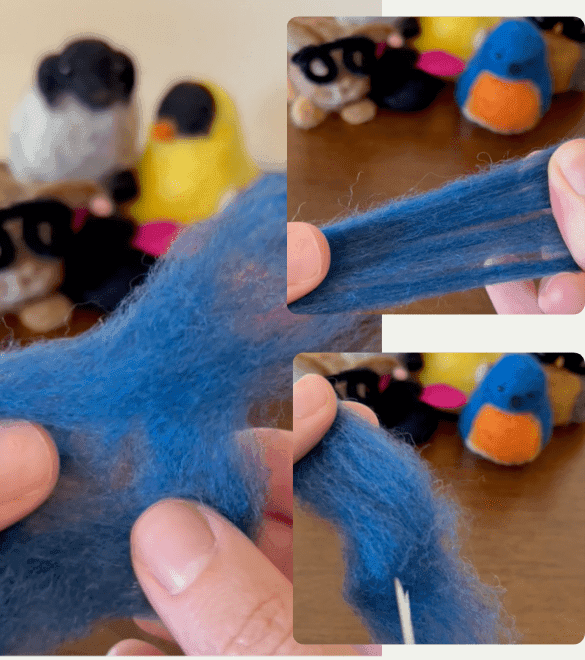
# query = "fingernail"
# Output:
<box><xmin>538</xmin><ymin>274</ymin><xmax>564</xmax><ymax>301</ymax></box>
<box><xmin>538</xmin><ymin>272</ymin><xmax>585</xmax><ymax>314</ymax></box>
<box><xmin>294</xmin><ymin>374</ymin><xmax>329</xmax><ymax>419</ymax></box>
<box><xmin>133</xmin><ymin>500</ymin><xmax>216</xmax><ymax>595</ymax></box>
<box><xmin>0</xmin><ymin>422</ymin><xmax>54</xmax><ymax>504</ymax></box>
<box><xmin>287</xmin><ymin>224</ymin><xmax>321</xmax><ymax>285</ymax></box>
<box><xmin>555</xmin><ymin>144</ymin><xmax>585</xmax><ymax>195</ymax></box>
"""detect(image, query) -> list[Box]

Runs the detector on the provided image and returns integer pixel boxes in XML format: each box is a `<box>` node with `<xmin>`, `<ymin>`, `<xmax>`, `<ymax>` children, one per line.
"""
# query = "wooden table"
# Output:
<box><xmin>294</xmin><ymin>417</ymin><xmax>585</xmax><ymax>644</ymax></box>
<box><xmin>287</xmin><ymin>84</ymin><xmax>585</xmax><ymax>314</ymax></box>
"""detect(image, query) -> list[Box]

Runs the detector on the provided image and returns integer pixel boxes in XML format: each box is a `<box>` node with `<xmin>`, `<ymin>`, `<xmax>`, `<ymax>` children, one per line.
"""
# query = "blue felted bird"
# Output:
<box><xmin>459</xmin><ymin>354</ymin><xmax>553</xmax><ymax>465</ymax></box>
<box><xmin>456</xmin><ymin>20</ymin><xmax>553</xmax><ymax>134</ymax></box>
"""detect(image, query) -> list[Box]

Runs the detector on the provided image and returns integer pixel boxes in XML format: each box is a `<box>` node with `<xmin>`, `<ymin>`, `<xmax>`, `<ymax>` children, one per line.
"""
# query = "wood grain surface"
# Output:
<box><xmin>293</xmin><ymin>418</ymin><xmax>585</xmax><ymax>645</ymax></box>
<box><xmin>287</xmin><ymin>84</ymin><xmax>585</xmax><ymax>314</ymax></box>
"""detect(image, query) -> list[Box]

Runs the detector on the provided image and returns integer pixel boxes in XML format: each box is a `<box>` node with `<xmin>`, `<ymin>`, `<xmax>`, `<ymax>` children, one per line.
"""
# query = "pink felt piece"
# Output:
<box><xmin>131</xmin><ymin>221</ymin><xmax>182</xmax><ymax>257</ymax></box>
<box><xmin>379</xmin><ymin>373</ymin><xmax>391</xmax><ymax>392</ymax></box>
<box><xmin>72</xmin><ymin>209</ymin><xmax>89</xmax><ymax>232</ymax></box>
<box><xmin>420</xmin><ymin>383</ymin><xmax>467</xmax><ymax>409</ymax></box>
<box><xmin>375</xmin><ymin>42</ymin><xmax>387</xmax><ymax>58</ymax></box>
<box><xmin>417</xmin><ymin>50</ymin><xmax>466</xmax><ymax>77</ymax></box>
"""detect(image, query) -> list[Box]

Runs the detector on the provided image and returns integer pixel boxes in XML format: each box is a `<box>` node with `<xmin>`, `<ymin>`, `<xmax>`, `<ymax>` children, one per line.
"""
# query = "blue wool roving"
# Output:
<box><xmin>0</xmin><ymin>174</ymin><xmax>376</xmax><ymax>655</ymax></box>
<box><xmin>289</xmin><ymin>144</ymin><xmax>580</xmax><ymax>314</ymax></box>
<box><xmin>294</xmin><ymin>407</ymin><xmax>515</xmax><ymax>644</ymax></box>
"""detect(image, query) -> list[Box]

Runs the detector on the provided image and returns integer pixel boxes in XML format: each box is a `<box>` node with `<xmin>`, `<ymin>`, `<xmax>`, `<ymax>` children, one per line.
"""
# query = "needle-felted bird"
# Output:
<box><xmin>456</xmin><ymin>20</ymin><xmax>553</xmax><ymax>134</ymax></box>
<box><xmin>458</xmin><ymin>354</ymin><xmax>553</xmax><ymax>465</ymax></box>
<box><xmin>130</xmin><ymin>80</ymin><xmax>259</xmax><ymax>225</ymax></box>
<box><xmin>9</xmin><ymin>38</ymin><xmax>139</xmax><ymax>204</ymax></box>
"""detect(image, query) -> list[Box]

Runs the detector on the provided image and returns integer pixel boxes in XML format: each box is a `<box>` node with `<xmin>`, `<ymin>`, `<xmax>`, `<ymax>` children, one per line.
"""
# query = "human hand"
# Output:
<box><xmin>487</xmin><ymin>138</ymin><xmax>585</xmax><ymax>314</ymax></box>
<box><xmin>108</xmin><ymin>374</ymin><xmax>380</xmax><ymax>656</ymax></box>
<box><xmin>0</xmin><ymin>421</ymin><xmax>59</xmax><ymax>532</ymax></box>
<box><xmin>287</xmin><ymin>223</ymin><xmax>330</xmax><ymax>304</ymax></box>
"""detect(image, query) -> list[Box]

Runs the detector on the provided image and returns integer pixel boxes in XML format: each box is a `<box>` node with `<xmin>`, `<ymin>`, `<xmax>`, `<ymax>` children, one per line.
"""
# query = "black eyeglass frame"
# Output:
<box><xmin>291</xmin><ymin>36</ymin><xmax>377</xmax><ymax>84</ymax></box>
<box><xmin>0</xmin><ymin>200</ymin><xmax>73</xmax><ymax>270</ymax></box>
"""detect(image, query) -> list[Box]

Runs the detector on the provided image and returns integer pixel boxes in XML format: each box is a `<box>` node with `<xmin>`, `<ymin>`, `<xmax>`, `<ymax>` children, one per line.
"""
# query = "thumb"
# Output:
<box><xmin>0</xmin><ymin>421</ymin><xmax>59</xmax><ymax>531</ymax></box>
<box><xmin>130</xmin><ymin>499</ymin><xmax>357</xmax><ymax>656</ymax></box>
<box><xmin>287</xmin><ymin>222</ymin><xmax>330</xmax><ymax>304</ymax></box>
<box><xmin>548</xmin><ymin>138</ymin><xmax>585</xmax><ymax>270</ymax></box>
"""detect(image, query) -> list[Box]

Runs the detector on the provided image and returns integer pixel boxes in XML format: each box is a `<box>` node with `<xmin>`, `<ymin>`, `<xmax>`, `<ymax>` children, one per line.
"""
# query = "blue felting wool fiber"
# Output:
<box><xmin>0</xmin><ymin>174</ymin><xmax>375</xmax><ymax>655</ymax></box>
<box><xmin>289</xmin><ymin>143</ymin><xmax>580</xmax><ymax>314</ymax></box>
<box><xmin>294</xmin><ymin>407</ymin><xmax>514</xmax><ymax>644</ymax></box>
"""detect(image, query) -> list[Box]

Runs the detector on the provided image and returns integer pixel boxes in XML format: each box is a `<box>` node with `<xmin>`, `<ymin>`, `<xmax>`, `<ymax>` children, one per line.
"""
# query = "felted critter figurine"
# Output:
<box><xmin>0</xmin><ymin>199</ymin><xmax>73</xmax><ymax>332</ymax></box>
<box><xmin>0</xmin><ymin>164</ymin><xmax>153</xmax><ymax>330</ymax></box>
<box><xmin>9</xmin><ymin>38</ymin><xmax>139</xmax><ymax>204</ymax></box>
<box><xmin>418</xmin><ymin>353</ymin><xmax>504</xmax><ymax>412</ymax></box>
<box><xmin>533</xmin><ymin>353</ymin><xmax>585</xmax><ymax>426</ymax></box>
<box><xmin>368</xmin><ymin>45</ymin><xmax>446</xmax><ymax>112</ymax></box>
<box><xmin>0</xmin><ymin>166</ymin><xmax>110</xmax><ymax>332</ymax></box>
<box><xmin>414</xmin><ymin>17</ymin><xmax>501</xmax><ymax>62</ymax></box>
<box><xmin>528</xmin><ymin>17</ymin><xmax>585</xmax><ymax>93</ymax></box>
<box><xmin>459</xmin><ymin>354</ymin><xmax>553</xmax><ymax>465</ymax></box>
<box><xmin>287</xmin><ymin>17</ymin><xmax>381</xmax><ymax>128</ymax></box>
<box><xmin>129</xmin><ymin>80</ymin><xmax>258</xmax><ymax>229</ymax></box>
<box><xmin>456</xmin><ymin>20</ymin><xmax>552</xmax><ymax>134</ymax></box>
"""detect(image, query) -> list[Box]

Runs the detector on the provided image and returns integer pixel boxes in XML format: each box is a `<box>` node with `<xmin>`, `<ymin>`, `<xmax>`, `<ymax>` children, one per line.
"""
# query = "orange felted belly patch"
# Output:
<box><xmin>467</xmin><ymin>403</ymin><xmax>542</xmax><ymax>465</ymax></box>
<box><xmin>465</xmin><ymin>72</ymin><xmax>541</xmax><ymax>134</ymax></box>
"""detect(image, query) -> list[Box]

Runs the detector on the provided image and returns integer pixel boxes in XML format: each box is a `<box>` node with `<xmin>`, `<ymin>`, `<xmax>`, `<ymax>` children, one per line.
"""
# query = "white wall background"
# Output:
<box><xmin>0</xmin><ymin>0</ymin><xmax>381</xmax><ymax>170</ymax></box>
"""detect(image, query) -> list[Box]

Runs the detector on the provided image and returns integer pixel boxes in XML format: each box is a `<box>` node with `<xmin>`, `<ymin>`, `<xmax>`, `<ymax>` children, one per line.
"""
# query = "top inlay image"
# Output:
<box><xmin>287</xmin><ymin>16</ymin><xmax>585</xmax><ymax>314</ymax></box>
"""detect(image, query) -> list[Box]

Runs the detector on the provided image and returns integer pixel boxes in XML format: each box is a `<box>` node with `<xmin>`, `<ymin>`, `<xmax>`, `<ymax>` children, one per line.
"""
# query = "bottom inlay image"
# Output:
<box><xmin>292</xmin><ymin>353</ymin><xmax>585</xmax><ymax>645</ymax></box>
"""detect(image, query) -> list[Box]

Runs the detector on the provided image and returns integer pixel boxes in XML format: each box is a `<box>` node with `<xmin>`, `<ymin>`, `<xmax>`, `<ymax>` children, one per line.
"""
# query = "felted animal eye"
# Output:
<box><xmin>309</xmin><ymin>59</ymin><xmax>329</xmax><ymax>77</ymax></box>
<box><xmin>527</xmin><ymin>392</ymin><xmax>535</xmax><ymax>399</ymax></box>
<box><xmin>351</xmin><ymin>50</ymin><xmax>364</xmax><ymax>68</ymax></box>
<box><xmin>38</xmin><ymin>221</ymin><xmax>53</xmax><ymax>246</ymax></box>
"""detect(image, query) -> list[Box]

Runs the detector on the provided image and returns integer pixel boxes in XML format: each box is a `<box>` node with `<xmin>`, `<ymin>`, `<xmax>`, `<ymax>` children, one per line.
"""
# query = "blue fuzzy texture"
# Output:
<box><xmin>0</xmin><ymin>174</ymin><xmax>376</xmax><ymax>654</ymax></box>
<box><xmin>294</xmin><ymin>407</ymin><xmax>514</xmax><ymax>644</ymax></box>
<box><xmin>289</xmin><ymin>144</ymin><xmax>579</xmax><ymax>314</ymax></box>
<box><xmin>456</xmin><ymin>20</ymin><xmax>552</xmax><ymax>114</ymax></box>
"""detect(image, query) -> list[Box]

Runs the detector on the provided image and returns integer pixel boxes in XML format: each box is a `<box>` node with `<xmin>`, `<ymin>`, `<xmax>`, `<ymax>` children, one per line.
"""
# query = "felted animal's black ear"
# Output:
<box><xmin>114</xmin><ymin>51</ymin><xmax>135</xmax><ymax>99</ymax></box>
<box><xmin>37</xmin><ymin>55</ymin><xmax>64</xmax><ymax>105</ymax></box>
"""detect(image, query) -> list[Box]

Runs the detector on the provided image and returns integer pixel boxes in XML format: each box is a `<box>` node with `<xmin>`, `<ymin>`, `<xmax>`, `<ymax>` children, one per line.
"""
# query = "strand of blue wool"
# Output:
<box><xmin>0</xmin><ymin>173</ymin><xmax>378</xmax><ymax>655</ymax></box>
<box><xmin>293</xmin><ymin>407</ymin><xmax>515</xmax><ymax>644</ymax></box>
<box><xmin>289</xmin><ymin>143</ymin><xmax>580</xmax><ymax>314</ymax></box>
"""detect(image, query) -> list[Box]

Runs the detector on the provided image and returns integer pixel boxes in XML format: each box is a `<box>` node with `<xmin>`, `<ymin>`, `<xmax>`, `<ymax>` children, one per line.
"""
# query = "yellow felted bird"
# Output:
<box><xmin>130</xmin><ymin>81</ymin><xmax>259</xmax><ymax>225</ymax></box>
<box><xmin>414</xmin><ymin>17</ymin><xmax>501</xmax><ymax>61</ymax></box>
<box><xmin>419</xmin><ymin>353</ymin><xmax>503</xmax><ymax>398</ymax></box>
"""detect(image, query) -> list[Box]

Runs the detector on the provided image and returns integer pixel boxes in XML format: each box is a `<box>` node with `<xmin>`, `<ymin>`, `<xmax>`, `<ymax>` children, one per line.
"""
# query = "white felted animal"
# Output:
<box><xmin>9</xmin><ymin>38</ymin><xmax>139</xmax><ymax>203</ymax></box>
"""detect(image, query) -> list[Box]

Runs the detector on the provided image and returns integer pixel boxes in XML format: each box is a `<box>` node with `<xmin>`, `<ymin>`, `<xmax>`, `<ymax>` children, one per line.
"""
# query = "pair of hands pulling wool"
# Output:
<box><xmin>0</xmin><ymin>290</ymin><xmax>377</xmax><ymax>654</ymax></box>
<box><xmin>288</xmin><ymin>139</ymin><xmax>585</xmax><ymax>314</ymax></box>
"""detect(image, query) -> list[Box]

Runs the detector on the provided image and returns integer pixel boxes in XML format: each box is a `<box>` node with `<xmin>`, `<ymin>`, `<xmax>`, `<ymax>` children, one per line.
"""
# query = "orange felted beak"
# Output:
<box><xmin>467</xmin><ymin>404</ymin><xmax>542</xmax><ymax>465</ymax></box>
<box><xmin>466</xmin><ymin>71</ymin><xmax>542</xmax><ymax>134</ymax></box>
<box><xmin>151</xmin><ymin>120</ymin><xmax>177</xmax><ymax>142</ymax></box>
